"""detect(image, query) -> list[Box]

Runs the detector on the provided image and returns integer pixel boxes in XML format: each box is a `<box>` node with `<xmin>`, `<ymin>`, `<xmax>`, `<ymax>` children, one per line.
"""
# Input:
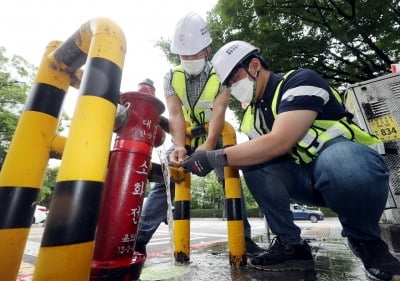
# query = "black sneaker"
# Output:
<box><xmin>348</xmin><ymin>237</ymin><xmax>400</xmax><ymax>281</ymax></box>
<box><xmin>134</xmin><ymin>242</ymin><xmax>147</xmax><ymax>256</ymax></box>
<box><xmin>245</xmin><ymin>237</ymin><xmax>264</xmax><ymax>257</ymax></box>
<box><xmin>247</xmin><ymin>236</ymin><xmax>315</xmax><ymax>271</ymax></box>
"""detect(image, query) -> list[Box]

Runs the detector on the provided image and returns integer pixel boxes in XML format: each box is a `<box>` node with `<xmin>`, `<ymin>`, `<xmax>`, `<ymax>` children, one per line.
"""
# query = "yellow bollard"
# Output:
<box><xmin>173</xmin><ymin>122</ymin><xmax>192</xmax><ymax>263</ymax></box>
<box><xmin>32</xmin><ymin>17</ymin><xmax>126</xmax><ymax>281</ymax></box>
<box><xmin>0</xmin><ymin>40</ymin><xmax>70</xmax><ymax>281</ymax></box>
<box><xmin>173</xmin><ymin>170</ymin><xmax>191</xmax><ymax>263</ymax></box>
<box><xmin>172</xmin><ymin>121</ymin><xmax>245</xmax><ymax>266</ymax></box>
<box><xmin>221</xmin><ymin>122</ymin><xmax>246</xmax><ymax>267</ymax></box>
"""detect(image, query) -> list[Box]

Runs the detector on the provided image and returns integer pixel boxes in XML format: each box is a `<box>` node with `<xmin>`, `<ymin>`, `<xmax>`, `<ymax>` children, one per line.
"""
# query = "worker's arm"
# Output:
<box><xmin>166</xmin><ymin>94</ymin><xmax>187</xmax><ymax>167</ymax></box>
<box><xmin>196</xmin><ymin>87</ymin><xmax>230</xmax><ymax>151</ymax></box>
<box><xmin>224</xmin><ymin>110</ymin><xmax>317</xmax><ymax>166</ymax></box>
<box><xmin>182</xmin><ymin>110</ymin><xmax>317</xmax><ymax>175</ymax></box>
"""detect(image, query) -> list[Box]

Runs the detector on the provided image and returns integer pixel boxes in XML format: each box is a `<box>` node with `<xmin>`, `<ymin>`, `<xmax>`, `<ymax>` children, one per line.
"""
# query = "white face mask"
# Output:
<box><xmin>230</xmin><ymin>76</ymin><xmax>255</xmax><ymax>104</ymax></box>
<box><xmin>181</xmin><ymin>58</ymin><xmax>206</xmax><ymax>76</ymax></box>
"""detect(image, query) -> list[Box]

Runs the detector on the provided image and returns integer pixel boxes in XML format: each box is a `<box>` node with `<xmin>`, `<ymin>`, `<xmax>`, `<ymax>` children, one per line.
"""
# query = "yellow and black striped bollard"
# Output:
<box><xmin>0</xmin><ymin>39</ymin><xmax>70</xmax><ymax>281</ymax></box>
<box><xmin>221</xmin><ymin>122</ymin><xmax>246</xmax><ymax>267</ymax></box>
<box><xmin>33</xmin><ymin>17</ymin><xmax>126</xmax><ymax>281</ymax></box>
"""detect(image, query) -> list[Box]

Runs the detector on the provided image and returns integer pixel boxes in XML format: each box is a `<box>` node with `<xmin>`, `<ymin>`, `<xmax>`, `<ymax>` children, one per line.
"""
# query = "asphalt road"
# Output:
<box><xmin>27</xmin><ymin>217</ymin><xmax>341</xmax><ymax>257</ymax></box>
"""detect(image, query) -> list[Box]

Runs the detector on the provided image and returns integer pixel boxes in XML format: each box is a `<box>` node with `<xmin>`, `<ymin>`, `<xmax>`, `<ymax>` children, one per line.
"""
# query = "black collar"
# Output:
<box><xmin>264</xmin><ymin>72</ymin><xmax>282</xmax><ymax>100</ymax></box>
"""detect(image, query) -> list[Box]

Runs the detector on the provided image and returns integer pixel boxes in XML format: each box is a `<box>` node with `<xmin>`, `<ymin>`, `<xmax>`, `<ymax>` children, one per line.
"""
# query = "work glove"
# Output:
<box><xmin>182</xmin><ymin>149</ymin><xmax>227</xmax><ymax>177</ymax></box>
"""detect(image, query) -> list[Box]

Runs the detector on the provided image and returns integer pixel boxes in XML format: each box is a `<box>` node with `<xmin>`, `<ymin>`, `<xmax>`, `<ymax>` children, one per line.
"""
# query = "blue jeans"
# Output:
<box><xmin>243</xmin><ymin>137</ymin><xmax>389</xmax><ymax>244</ymax></box>
<box><xmin>136</xmin><ymin>145</ymin><xmax>252</xmax><ymax>246</ymax></box>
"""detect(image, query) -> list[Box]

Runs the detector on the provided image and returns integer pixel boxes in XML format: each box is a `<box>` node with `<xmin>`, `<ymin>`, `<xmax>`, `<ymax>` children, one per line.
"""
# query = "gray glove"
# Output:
<box><xmin>182</xmin><ymin>149</ymin><xmax>227</xmax><ymax>177</ymax></box>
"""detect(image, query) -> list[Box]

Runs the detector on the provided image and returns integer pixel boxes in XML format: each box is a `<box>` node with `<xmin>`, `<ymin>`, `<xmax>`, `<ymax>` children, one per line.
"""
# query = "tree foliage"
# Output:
<box><xmin>207</xmin><ymin>0</ymin><xmax>400</xmax><ymax>119</ymax></box>
<box><xmin>39</xmin><ymin>166</ymin><xmax>58</xmax><ymax>206</ymax></box>
<box><xmin>155</xmin><ymin>1</ymin><xmax>400</xmax><ymax>120</ymax></box>
<box><xmin>209</xmin><ymin>0</ymin><xmax>399</xmax><ymax>83</ymax></box>
<box><xmin>0</xmin><ymin>46</ymin><xmax>72</xmax><ymax>168</ymax></box>
<box><xmin>0</xmin><ymin>47</ymin><xmax>74</xmax><ymax>208</ymax></box>
<box><xmin>154</xmin><ymin>37</ymin><xmax>180</xmax><ymax>66</ymax></box>
<box><xmin>0</xmin><ymin>47</ymin><xmax>35</xmax><ymax>166</ymax></box>
<box><xmin>218</xmin><ymin>0</ymin><xmax>400</xmax><ymax>120</ymax></box>
<box><xmin>190</xmin><ymin>172</ymin><xmax>258</xmax><ymax>210</ymax></box>
<box><xmin>191</xmin><ymin>173</ymin><xmax>224</xmax><ymax>209</ymax></box>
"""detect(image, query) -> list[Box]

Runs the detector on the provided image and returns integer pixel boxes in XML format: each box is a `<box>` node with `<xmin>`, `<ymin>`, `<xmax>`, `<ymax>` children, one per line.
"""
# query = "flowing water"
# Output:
<box><xmin>156</xmin><ymin>146</ymin><xmax>175</xmax><ymax>265</ymax></box>
<box><xmin>140</xmin><ymin>146</ymin><xmax>190</xmax><ymax>280</ymax></box>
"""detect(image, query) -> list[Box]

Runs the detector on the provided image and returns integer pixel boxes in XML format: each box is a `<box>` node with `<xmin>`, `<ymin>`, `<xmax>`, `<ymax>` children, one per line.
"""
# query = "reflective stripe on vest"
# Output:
<box><xmin>242</xmin><ymin>70</ymin><xmax>383</xmax><ymax>164</ymax></box>
<box><xmin>171</xmin><ymin>65</ymin><xmax>220</xmax><ymax>146</ymax></box>
<box><xmin>239</xmin><ymin>71</ymin><xmax>296</xmax><ymax>139</ymax></box>
<box><xmin>239</xmin><ymin>104</ymin><xmax>269</xmax><ymax>139</ymax></box>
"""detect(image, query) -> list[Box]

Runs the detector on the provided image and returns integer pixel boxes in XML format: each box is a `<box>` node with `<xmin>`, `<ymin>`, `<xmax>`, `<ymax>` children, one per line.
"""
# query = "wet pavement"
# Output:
<box><xmin>138</xmin><ymin>220</ymin><xmax>368</xmax><ymax>281</ymax></box>
<box><xmin>18</xmin><ymin>218</ymin><xmax>400</xmax><ymax>281</ymax></box>
<box><xmin>140</xmin><ymin>238</ymin><xmax>366</xmax><ymax>281</ymax></box>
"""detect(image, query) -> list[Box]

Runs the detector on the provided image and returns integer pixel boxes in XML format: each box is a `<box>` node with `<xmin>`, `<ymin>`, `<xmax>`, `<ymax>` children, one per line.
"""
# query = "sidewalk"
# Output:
<box><xmin>18</xmin><ymin>218</ymin><xmax>399</xmax><ymax>280</ymax></box>
<box><xmin>139</xmin><ymin>218</ymin><xmax>368</xmax><ymax>281</ymax></box>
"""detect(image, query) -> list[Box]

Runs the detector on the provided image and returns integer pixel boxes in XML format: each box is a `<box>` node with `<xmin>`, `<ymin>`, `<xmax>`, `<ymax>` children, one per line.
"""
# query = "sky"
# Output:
<box><xmin>1</xmin><ymin>0</ymin><xmax>218</xmax><ymax>116</ymax></box>
<box><xmin>1</xmin><ymin>0</ymin><xmax>245</xmax><ymax>165</ymax></box>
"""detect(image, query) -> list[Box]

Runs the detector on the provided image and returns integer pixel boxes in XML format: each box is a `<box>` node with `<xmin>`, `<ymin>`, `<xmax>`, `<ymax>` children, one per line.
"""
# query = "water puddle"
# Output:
<box><xmin>139</xmin><ymin>264</ymin><xmax>188</xmax><ymax>280</ymax></box>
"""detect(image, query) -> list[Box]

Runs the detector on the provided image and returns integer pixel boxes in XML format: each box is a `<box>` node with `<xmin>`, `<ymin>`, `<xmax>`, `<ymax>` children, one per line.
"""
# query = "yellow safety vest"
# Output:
<box><xmin>171</xmin><ymin>65</ymin><xmax>220</xmax><ymax>147</ymax></box>
<box><xmin>240</xmin><ymin>70</ymin><xmax>383</xmax><ymax>164</ymax></box>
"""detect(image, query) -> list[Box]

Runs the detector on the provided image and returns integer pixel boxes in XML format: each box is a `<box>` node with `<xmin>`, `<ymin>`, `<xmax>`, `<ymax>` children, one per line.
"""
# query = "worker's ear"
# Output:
<box><xmin>250</xmin><ymin>58</ymin><xmax>262</xmax><ymax>72</ymax></box>
<box><xmin>205</xmin><ymin>45</ymin><xmax>212</xmax><ymax>57</ymax></box>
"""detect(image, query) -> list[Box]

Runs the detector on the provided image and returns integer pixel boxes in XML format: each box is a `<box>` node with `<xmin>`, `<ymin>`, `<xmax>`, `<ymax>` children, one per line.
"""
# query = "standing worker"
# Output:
<box><xmin>135</xmin><ymin>15</ymin><xmax>263</xmax><ymax>258</ymax></box>
<box><xmin>182</xmin><ymin>40</ymin><xmax>400</xmax><ymax>281</ymax></box>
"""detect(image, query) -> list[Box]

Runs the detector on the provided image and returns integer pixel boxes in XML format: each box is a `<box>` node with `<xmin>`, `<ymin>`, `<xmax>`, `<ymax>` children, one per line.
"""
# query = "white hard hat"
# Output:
<box><xmin>211</xmin><ymin>40</ymin><xmax>259</xmax><ymax>85</ymax></box>
<box><xmin>170</xmin><ymin>12</ymin><xmax>212</xmax><ymax>55</ymax></box>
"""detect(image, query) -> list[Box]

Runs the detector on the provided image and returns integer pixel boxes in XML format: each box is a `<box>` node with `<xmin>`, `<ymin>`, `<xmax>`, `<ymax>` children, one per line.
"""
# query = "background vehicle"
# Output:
<box><xmin>33</xmin><ymin>205</ymin><xmax>48</xmax><ymax>224</ymax></box>
<box><xmin>290</xmin><ymin>204</ymin><xmax>324</xmax><ymax>223</ymax></box>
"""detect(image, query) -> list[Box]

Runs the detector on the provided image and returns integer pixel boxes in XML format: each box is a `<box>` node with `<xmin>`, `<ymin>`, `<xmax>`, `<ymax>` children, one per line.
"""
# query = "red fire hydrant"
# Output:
<box><xmin>90</xmin><ymin>79</ymin><xmax>165</xmax><ymax>281</ymax></box>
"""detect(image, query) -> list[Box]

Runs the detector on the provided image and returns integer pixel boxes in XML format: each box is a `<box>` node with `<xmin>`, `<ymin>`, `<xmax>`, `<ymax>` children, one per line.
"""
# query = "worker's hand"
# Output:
<box><xmin>169</xmin><ymin>146</ymin><xmax>187</xmax><ymax>167</ymax></box>
<box><xmin>182</xmin><ymin>149</ymin><xmax>227</xmax><ymax>177</ymax></box>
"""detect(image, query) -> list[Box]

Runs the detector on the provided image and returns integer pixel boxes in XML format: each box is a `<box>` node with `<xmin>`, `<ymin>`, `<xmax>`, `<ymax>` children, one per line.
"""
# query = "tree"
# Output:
<box><xmin>206</xmin><ymin>0</ymin><xmax>400</xmax><ymax>120</ymax></box>
<box><xmin>210</xmin><ymin>0</ymin><xmax>399</xmax><ymax>82</ymax></box>
<box><xmin>0</xmin><ymin>47</ymin><xmax>72</xmax><ymax>207</ymax></box>
<box><xmin>155</xmin><ymin>1</ymin><xmax>400</xmax><ymax>121</ymax></box>
<box><xmin>39</xmin><ymin>167</ymin><xmax>58</xmax><ymax>207</ymax></box>
<box><xmin>239</xmin><ymin>177</ymin><xmax>258</xmax><ymax>209</ymax></box>
<box><xmin>191</xmin><ymin>173</ymin><xmax>224</xmax><ymax>210</ymax></box>
<box><xmin>190</xmin><ymin>172</ymin><xmax>258</xmax><ymax>212</ymax></box>
<box><xmin>154</xmin><ymin>37</ymin><xmax>180</xmax><ymax>67</ymax></box>
<box><xmin>0</xmin><ymin>47</ymin><xmax>35</xmax><ymax>167</ymax></box>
